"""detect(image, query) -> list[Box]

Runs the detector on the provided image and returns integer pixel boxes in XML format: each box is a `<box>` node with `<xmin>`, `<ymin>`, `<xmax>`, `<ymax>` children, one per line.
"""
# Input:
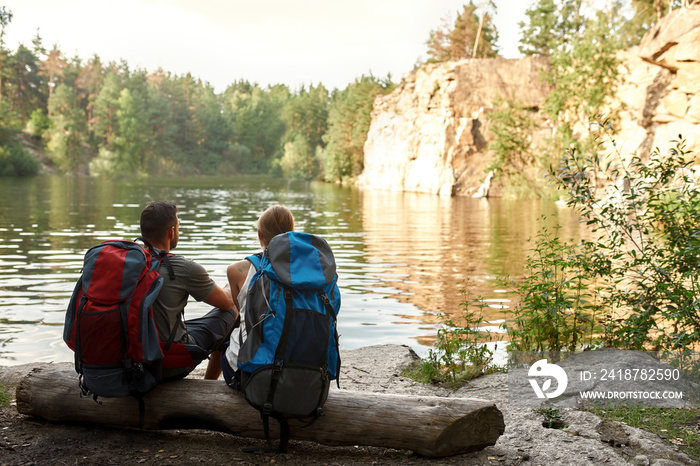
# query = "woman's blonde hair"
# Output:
<box><xmin>257</xmin><ymin>205</ymin><xmax>295</xmax><ymax>246</ymax></box>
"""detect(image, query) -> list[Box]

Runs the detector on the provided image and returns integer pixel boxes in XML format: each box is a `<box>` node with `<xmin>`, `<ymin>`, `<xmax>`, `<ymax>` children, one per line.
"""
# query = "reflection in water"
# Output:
<box><xmin>0</xmin><ymin>175</ymin><xmax>585</xmax><ymax>365</ymax></box>
<box><xmin>361</xmin><ymin>190</ymin><xmax>584</xmax><ymax>346</ymax></box>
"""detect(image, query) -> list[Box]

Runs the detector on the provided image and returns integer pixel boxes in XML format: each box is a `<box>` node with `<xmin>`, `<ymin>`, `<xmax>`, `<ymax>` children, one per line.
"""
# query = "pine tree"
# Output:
<box><xmin>75</xmin><ymin>54</ymin><xmax>104</xmax><ymax>129</ymax></box>
<box><xmin>9</xmin><ymin>44</ymin><xmax>43</xmax><ymax>123</ymax></box>
<box><xmin>518</xmin><ymin>0</ymin><xmax>584</xmax><ymax>56</ymax></box>
<box><xmin>40</xmin><ymin>43</ymin><xmax>66</xmax><ymax>102</ymax></box>
<box><xmin>425</xmin><ymin>2</ymin><xmax>499</xmax><ymax>63</ymax></box>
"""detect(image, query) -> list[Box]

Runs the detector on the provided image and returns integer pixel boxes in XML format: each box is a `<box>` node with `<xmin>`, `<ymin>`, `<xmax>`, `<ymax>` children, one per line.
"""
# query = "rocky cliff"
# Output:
<box><xmin>614</xmin><ymin>5</ymin><xmax>700</xmax><ymax>163</ymax></box>
<box><xmin>358</xmin><ymin>57</ymin><xmax>551</xmax><ymax>196</ymax></box>
<box><xmin>359</xmin><ymin>5</ymin><xmax>700</xmax><ymax>196</ymax></box>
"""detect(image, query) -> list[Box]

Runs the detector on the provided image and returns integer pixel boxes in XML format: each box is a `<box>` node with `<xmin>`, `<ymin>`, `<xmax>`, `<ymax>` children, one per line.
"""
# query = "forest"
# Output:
<box><xmin>0</xmin><ymin>0</ymin><xmax>677</xmax><ymax>180</ymax></box>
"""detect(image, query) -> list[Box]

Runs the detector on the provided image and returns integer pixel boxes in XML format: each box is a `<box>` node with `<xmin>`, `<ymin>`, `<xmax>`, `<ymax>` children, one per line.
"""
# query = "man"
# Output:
<box><xmin>139</xmin><ymin>200</ymin><xmax>237</xmax><ymax>380</ymax></box>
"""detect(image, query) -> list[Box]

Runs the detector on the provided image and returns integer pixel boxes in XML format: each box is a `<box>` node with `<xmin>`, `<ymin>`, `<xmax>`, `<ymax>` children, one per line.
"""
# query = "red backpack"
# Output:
<box><xmin>63</xmin><ymin>239</ymin><xmax>205</xmax><ymax>408</ymax></box>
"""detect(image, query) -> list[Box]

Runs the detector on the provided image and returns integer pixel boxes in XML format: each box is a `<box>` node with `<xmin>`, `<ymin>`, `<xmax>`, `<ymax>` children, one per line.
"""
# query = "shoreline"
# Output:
<box><xmin>0</xmin><ymin>344</ymin><xmax>696</xmax><ymax>465</ymax></box>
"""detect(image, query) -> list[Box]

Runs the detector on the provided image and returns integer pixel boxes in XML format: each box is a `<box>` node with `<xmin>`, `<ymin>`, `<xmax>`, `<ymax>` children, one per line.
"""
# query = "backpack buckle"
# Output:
<box><xmin>263</xmin><ymin>402</ymin><xmax>273</xmax><ymax>416</ymax></box>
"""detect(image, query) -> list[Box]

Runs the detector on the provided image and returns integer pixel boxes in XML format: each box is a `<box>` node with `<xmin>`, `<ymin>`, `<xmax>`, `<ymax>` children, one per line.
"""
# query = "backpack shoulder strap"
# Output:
<box><xmin>136</xmin><ymin>236</ymin><xmax>175</xmax><ymax>280</ymax></box>
<box><xmin>246</xmin><ymin>253</ymin><xmax>263</xmax><ymax>271</ymax></box>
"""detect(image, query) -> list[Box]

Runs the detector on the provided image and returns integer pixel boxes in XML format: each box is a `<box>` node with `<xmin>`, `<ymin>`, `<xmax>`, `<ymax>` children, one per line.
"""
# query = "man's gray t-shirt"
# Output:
<box><xmin>153</xmin><ymin>253</ymin><xmax>217</xmax><ymax>345</ymax></box>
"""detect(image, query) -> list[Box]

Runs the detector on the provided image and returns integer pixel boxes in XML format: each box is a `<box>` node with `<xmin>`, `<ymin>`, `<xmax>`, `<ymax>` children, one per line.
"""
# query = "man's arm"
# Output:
<box><xmin>203</xmin><ymin>285</ymin><xmax>237</xmax><ymax>317</ymax></box>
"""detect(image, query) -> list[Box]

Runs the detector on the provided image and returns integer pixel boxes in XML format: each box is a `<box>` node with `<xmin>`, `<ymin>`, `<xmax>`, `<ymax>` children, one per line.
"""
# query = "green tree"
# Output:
<box><xmin>283</xmin><ymin>84</ymin><xmax>328</xmax><ymax>153</ymax></box>
<box><xmin>279</xmin><ymin>133</ymin><xmax>319</xmax><ymax>180</ymax></box>
<box><xmin>518</xmin><ymin>0</ymin><xmax>585</xmax><ymax>56</ymax></box>
<box><xmin>614</xmin><ymin>0</ymin><xmax>685</xmax><ymax>48</ymax></box>
<box><xmin>143</xmin><ymin>69</ymin><xmax>176</xmax><ymax>173</ymax></box>
<box><xmin>487</xmin><ymin>98</ymin><xmax>535</xmax><ymax>175</ymax></box>
<box><xmin>166</xmin><ymin>74</ymin><xmax>202</xmax><ymax>169</ymax></box>
<box><xmin>113</xmin><ymin>87</ymin><xmax>146</xmax><ymax>174</ymax></box>
<box><xmin>0</xmin><ymin>87</ymin><xmax>37</xmax><ymax>177</ymax></box>
<box><xmin>0</xmin><ymin>6</ymin><xmax>11</xmax><ymax>46</ymax></box>
<box><xmin>632</xmin><ymin>0</ymin><xmax>683</xmax><ymax>25</ymax></box>
<box><xmin>544</xmin><ymin>7</ymin><xmax>621</xmax><ymax>125</ymax></box>
<box><xmin>190</xmin><ymin>83</ymin><xmax>230</xmax><ymax>174</ymax></box>
<box><xmin>8</xmin><ymin>44</ymin><xmax>44</xmax><ymax>123</ymax></box>
<box><xmin>518</xmin><ymin>0</ymin><xmax>559</xmax><ymax>56</ymax></box>
<box><xmin>91</xmin><ymin>71</ymin><xmax>121</xmax><ymax>149</ymax></box>
<box><xmin>322</xmin><ymin>75</ymin><xmax>394</xmax><ymax>181</ymax></box>
<box><xmin>0</xmin><ymin>6</ymin><xmax>12</xmax><ymax>99</ymax></box>
<box><xmin>0</xmin><ymin>6</ymin><xmax>19</xmax><ymax>147</ymax></box>
<box><xmin>45</xmin><ymin>83</ymin><xmax>86</xmax><ymax>172</ymax></box>
<box><xmin>75</xmin><ymin>54</ymin><xmax>104</xmax><ymax>130</ymax></box>
<box><xmin>61</xmin><ymin>54</ymin><xmax>82</xmax><ymax>91</ymax></box>
<box><xmin>532</xmin><ymin>2</ymin><xmax>624</xmax><ymax>167</ymax></box>
<box><xmin>223</xmin><ymin>81</ymin><xmax>286</xmax><ymax>172</ymax></box>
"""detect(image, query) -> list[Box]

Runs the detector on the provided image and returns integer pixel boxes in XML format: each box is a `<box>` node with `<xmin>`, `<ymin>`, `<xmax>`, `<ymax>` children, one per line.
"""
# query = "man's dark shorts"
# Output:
<box><xmin>186</xmin><ymin>307</ymin><xmax>238</xmax><ymax>352</ymax></box>
<box><xmin>162</xmin><ymin>308</ymin><xmax>238</xmax><ymax>381</ymax></box>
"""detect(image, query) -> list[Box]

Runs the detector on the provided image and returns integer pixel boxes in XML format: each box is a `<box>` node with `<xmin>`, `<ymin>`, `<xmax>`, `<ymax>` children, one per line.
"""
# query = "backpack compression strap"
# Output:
<box><xmin>321</xmin><ymin>291</ymin><xmax>341</xmax><ymax>389</ymax></box>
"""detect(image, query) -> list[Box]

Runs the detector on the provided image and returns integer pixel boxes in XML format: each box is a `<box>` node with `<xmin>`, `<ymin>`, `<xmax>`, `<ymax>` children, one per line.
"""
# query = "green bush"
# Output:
<box><xmin>26</xmin><ymin>109</ymin><xmax>50</xmax><ymax>139</ymax></box>
<box><xmin>551</xmin><ymin>131</ymin><xmax>700</xmax><ymax>350</ymax></box>
<box><xmin>488</xmin><ymin>98</ymin><xmax>535</xmax><ymax>175</ymax></box>
<box><xmin>415</xmin><ymin>283</ymin><xmax>499</xmax><ymax>387</ymax></box>
<box><xmin>0</xmin><ymin>143</ymin><xmax>39</xmax><ymax>177</ymax></box>
<box><xmin>504</xmin><ymin>222</ymin><xmax>603</xmax><ymax>353</ymax></box>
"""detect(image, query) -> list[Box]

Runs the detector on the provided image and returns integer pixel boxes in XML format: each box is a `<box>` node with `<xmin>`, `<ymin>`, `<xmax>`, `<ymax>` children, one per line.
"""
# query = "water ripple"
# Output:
<box><xmin>0</xmin><ymin>175</ymin><xmax>584</xmax><ymax>366</ymax></box>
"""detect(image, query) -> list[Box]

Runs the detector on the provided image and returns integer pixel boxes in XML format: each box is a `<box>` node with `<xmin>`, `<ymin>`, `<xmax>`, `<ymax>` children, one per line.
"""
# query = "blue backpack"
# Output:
<box><xmin>237</xmin><ymin>231</ymin><xmax>341</xmax><ymax>452</ymax></box>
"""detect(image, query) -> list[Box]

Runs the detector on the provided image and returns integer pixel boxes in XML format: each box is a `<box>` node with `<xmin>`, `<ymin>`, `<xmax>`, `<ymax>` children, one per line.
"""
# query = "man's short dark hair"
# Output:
<box><xmin>140</xmin><ymin>201</ymin><xmax>178</xmax><ymax>243</ymax></box>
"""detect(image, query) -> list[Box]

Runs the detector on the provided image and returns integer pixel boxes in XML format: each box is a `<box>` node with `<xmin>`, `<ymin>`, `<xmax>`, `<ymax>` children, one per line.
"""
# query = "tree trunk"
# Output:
<box><xmin>473</xmin><ymin>13</ymin><xmax>485</xmax><ymax>58</ymax></box>
<box><xmin>16</xmin><ymin>365</ymin><xmax>505</xmax><ymax>458</ymax></box>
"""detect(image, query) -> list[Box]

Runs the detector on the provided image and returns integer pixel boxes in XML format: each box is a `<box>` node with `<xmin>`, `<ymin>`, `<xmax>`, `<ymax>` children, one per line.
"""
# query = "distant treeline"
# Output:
<box><xmin>0</xmin><ymin>0</ymin><xmax>672</xmax><ymax>179</ymax></box>
<box><xmin>0</xmin><ymin>37</ymin><xmax>395</xmax><ymax>179</ymax></box>
<box><xmin>0</xmin><ymin>8</ymin><xmax>395</xmax><ymax>179</ymax></box>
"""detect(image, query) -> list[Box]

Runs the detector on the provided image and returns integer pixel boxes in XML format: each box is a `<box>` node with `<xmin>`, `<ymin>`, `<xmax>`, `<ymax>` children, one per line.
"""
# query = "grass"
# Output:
<box><xmin>401</xmin><ymin>360</ymin><xmax>502</xmax><ymax>390</ymax></box>
<box><xmin>0</xmin><ymin>383</ymin><xmax>11</xmax><ymax>407</ymax></box>
<box><xmin>586</xmin><ymin>405</ymin><xmax>700</xmax><ymax>460</ymax></box>
<box><xmin>535</xmin><ymin>405</ymin><xmax>567</xmax><ymax>429</ymax></box>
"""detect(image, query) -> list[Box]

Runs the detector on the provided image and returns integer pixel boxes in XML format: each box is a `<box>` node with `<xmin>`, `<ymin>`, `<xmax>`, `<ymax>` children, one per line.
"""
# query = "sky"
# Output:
<box><xmin>2</xmin><ymin>0</ymin><xmax>530</xmax><ymax>93</ymax></box>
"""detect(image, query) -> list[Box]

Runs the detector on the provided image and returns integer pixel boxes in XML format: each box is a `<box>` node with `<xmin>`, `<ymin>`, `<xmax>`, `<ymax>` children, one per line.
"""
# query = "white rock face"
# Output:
<box><xmin>359</xmin><ymin>57</ymin><xmax>551</xmax><ymax>197</ymax></box>
<box><xmin>360</xmin><ymin>5</ymin><xmax>700</xmax><ymax>196</ymax></box>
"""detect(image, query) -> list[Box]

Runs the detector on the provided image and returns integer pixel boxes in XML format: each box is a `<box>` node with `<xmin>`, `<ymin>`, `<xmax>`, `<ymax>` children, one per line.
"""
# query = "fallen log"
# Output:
<box><xmin>16</xmin><ymin>365</ymin><xmax>505</xmax><ymax>458</ymax></box>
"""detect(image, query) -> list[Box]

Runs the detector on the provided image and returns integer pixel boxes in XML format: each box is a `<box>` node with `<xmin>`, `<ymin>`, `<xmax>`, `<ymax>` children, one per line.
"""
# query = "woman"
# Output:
<box><xmin>221</xmin><ymin>205</ymin><xmax>295</xmax><ymax>387</ymax></box>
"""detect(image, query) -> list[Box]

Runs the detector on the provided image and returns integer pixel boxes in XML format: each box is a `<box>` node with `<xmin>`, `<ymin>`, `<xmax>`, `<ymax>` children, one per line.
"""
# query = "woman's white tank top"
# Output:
<box><xmin>224</xmin><ymin>263</ymin><xmax>255</xmax><ymax>369</ymax></box>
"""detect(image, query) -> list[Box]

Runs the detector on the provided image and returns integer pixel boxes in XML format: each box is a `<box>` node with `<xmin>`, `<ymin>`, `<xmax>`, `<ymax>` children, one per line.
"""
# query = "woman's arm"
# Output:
<box><xmin>227</xmin><ymin>260</ymin><xmax>250</xmax><ymax>305</ymax></box>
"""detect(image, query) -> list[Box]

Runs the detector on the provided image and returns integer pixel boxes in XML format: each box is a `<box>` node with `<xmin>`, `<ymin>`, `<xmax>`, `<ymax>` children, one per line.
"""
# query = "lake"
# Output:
<box><xmin>0</xmin><ymin>174</ymin><xmax>583</xmax><ymax>366</ymax></box>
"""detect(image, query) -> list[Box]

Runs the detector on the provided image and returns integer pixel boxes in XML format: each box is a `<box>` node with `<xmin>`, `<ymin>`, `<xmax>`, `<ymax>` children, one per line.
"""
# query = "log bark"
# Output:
<box><xmin>15</xmin><ymin>365</ymin><xmax>504</xmax><ymax>458</ymax></box>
